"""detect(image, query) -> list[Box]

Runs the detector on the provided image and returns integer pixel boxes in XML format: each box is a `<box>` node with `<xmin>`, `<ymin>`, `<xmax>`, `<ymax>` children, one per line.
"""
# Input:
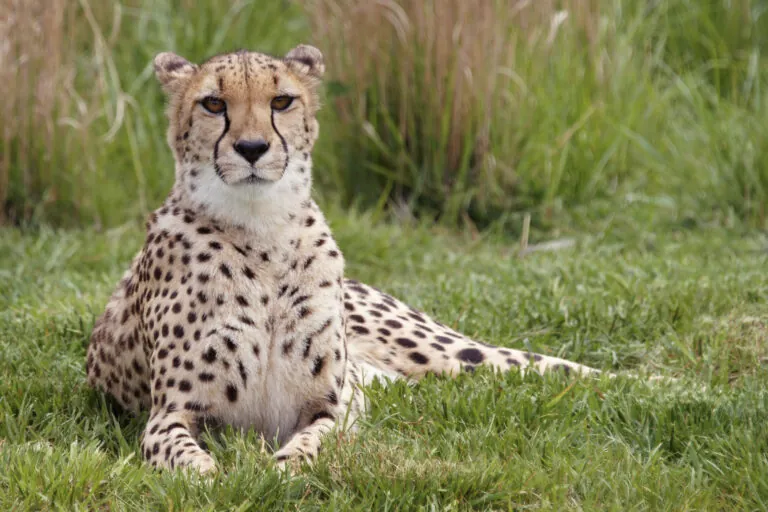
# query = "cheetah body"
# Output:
<box><xmin>86</xmin><ymin>46</ymin><xmax>597</xmax><ymax>473</ymax></box>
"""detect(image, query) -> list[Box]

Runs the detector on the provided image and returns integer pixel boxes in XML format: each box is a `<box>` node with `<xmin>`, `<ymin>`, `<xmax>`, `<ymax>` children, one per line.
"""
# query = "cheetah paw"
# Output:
<box><xmin>274</xmin><ymin>446</ymin><xmax>314</xmax><ymax>473</ymax></box>
<box><xmin>178</xmin><ymin>452</ymin><xmax>217</xmax><ymax>476</ymax></box>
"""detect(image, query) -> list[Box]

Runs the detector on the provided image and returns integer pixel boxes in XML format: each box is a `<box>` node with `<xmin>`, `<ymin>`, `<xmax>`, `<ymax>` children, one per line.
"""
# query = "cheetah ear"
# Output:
<box><xmin>153</xmin><ymin>52</ymin><xmax>197</xmax><ymax>94</ymax></box>
<box><xmin>284</xmin><ymin>44</ymin><xmax>325</xmax><ymax>80</ymax></box>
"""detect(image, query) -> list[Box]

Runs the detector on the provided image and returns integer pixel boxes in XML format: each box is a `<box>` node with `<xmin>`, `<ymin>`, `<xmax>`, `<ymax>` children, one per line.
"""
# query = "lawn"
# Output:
<box><xmin>2</xmin><ymin>0</ymin><xmax>768</xmax><ymax>509</ymax></box>
<box><xmin>1</xmin><ymin>206</ymin><xmax>767</xmax><ymax>510</ymax></box>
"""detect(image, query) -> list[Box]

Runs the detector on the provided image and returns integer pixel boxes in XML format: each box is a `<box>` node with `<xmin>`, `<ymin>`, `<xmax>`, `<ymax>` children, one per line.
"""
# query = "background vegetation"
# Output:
<box><xmin>1</xmin><ymin>0</ymin><xmax>767</xmax><ymax>509</ymax></box>
<box><xmin>2</xmin><ymin>0</ymin><xmax>766</xmax><ymax>229</ymax></box>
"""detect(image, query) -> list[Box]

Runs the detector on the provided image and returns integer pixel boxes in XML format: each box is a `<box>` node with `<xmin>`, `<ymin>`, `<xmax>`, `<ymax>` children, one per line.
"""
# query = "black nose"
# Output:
<box><xmin>233</xmin><ymin>139</ymin><xmax>270</xmax><ymax>165</ymax></box>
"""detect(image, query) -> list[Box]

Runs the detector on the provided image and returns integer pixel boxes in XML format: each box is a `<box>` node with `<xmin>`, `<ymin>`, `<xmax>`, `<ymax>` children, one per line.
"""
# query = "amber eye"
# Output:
<box><xmin>270</xmin><ymin>96</ymin><xmax>294</xmax><ymax>111</ymax></box>
<box><xmin>201</xmin><ymin>96</ymin><xmax>226</xmax><ymax>114</ymax></box>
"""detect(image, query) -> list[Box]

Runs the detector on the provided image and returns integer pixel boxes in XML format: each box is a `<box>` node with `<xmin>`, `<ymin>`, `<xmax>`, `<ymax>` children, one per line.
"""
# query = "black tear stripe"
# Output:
<box><xmin>270</xmin><ymin>110</ymin><xmax>289</xmax><ymax>175</ymax></box>
<box><xmin>213</xmin><ymin>112</ymin><xmax>231</xmax><ymax>180</ymax></box>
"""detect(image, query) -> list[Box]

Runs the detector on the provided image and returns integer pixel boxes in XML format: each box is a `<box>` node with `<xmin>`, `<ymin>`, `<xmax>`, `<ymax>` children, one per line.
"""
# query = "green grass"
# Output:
<box><xmin>1</xmin><ymin>207</ymin><xmax>767</xmax><ymax>510</ymax></box>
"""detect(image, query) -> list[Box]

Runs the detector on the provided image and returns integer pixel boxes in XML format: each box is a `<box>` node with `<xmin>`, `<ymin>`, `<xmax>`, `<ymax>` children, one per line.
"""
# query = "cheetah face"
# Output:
<box><xmin>154</xmin><ymin>46</ymin><xmax>324</xmax><ymax>186</ymax></box>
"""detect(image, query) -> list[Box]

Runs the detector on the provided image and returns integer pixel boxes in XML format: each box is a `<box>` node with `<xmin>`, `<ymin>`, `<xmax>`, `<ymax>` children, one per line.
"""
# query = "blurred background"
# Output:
<box><xmin>1</xmin><ymin>0</ymin><xmax>766</xmax><ymax>232</ymax></box>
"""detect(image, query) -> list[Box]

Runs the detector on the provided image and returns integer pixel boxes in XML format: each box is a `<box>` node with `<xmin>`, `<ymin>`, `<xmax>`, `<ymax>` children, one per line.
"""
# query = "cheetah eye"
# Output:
<box><xmin>201</xmin><ymin>96</ymin><xmax>226</xmax><ymax>115</ymax></box>
<box><xmin>270</xmin><ymin>96</ymin><xmax>294</xmax><ymax>111</ymax></box>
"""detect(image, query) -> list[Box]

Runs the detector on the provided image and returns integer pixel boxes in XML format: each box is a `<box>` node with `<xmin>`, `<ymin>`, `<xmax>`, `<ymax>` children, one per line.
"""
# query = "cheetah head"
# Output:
<box><xmin>153</xmin><ymin>46</ymin><xmax>323</xmax><ymax>188</ymax></box>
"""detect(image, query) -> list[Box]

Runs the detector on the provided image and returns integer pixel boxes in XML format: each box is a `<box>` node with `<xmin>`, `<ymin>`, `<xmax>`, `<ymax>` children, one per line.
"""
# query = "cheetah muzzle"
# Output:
<box><xmin>85</xmin><ymin>44</ymin><xmax>602</xmax><ymax>474</ymax></box>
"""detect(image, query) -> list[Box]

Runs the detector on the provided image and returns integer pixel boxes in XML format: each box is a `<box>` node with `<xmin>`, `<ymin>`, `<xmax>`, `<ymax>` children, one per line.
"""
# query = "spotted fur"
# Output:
<box><xmin>86</xmin><ymin>45</ymin><xmax>599</xmax><ymax>474</ymax></box>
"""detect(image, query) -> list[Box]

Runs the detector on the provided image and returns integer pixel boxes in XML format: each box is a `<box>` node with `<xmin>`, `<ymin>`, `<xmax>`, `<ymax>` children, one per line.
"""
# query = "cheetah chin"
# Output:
<box><xmin>86</xmin><ymin>44</ymin><xmax>608</xmax><ymax>474</ymax></box>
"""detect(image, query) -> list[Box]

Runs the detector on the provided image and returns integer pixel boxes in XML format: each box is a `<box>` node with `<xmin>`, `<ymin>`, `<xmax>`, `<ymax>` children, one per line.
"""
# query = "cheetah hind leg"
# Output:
<box><xmin>141</xmin><ymin>407</ymin><xmax>216</xmax><ymax>474</ymax></box>
<box><xmin>342</xmin><ymin>280</ymin><xmax>604</xmax><ymax>381</ymax></box>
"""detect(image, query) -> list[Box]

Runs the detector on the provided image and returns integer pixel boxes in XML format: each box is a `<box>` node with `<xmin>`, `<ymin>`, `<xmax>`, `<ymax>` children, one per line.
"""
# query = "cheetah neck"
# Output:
<box><xmin>174</xmin><ymin>158</ymin><xmax>313</xmax><ymax>239</ymax></box>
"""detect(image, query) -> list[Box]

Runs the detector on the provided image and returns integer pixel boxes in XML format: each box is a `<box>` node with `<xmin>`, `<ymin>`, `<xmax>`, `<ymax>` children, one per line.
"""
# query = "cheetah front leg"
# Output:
<box><xmin>273</xmin><ymin>414</ymin><xmax>335</xmax><ymax>469</ymax></box>
<box><xmin>273</xmin><ymin>360</ymin><xmax>364</xmax><ymax>470</ymax></box>
<box><xmin>141</xmin><ymin>407</ymin><xmax>216</xmax><ymax>474</ymax></box>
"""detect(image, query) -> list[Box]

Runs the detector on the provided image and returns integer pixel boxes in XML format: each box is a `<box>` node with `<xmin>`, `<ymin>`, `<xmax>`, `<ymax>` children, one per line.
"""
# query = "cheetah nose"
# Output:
<box><xmin>233</xmin><ymin>138</ymin><xmax>270</xmax><ymax>165</ymax></box>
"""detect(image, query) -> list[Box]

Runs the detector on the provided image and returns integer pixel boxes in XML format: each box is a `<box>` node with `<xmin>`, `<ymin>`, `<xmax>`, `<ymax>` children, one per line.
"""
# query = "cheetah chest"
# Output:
<box><xmin>146</xmin><ymin>232</ymin><xmax>345</xmax><ymax>444</ymax></box>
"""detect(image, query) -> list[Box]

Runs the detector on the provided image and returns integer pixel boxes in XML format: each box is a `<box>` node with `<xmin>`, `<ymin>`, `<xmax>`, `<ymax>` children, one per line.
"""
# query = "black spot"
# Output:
<box><xmin>197</xmin><ymin>253</ymin><xmax>212</xmax><ymax>262</ymax></box>
<box><xmin>384</xmin><ymin>319</ymin><xmax>402</xmax><ymax>329</ymax></box>
<box><xmin>238</xmin><ymin>360</ymin><xmax>248</xmax><ymax>386</ymax></box>
<box><xmin>243</xmin><ymin>266</ymin><xmax>256</xmax><ymax>279</ymax></box>
<box><xmin>553</xmin><ymin>363</ymin><xmax>572</xmax><ymax>375</ymax></box>
<box><xmin>198</xmin><ymin>372</ymin><xmax>215</xmax><ymax>382</ymax></box>
<box><xmin>226</xmin><ymin>384</ymin><xmax>238</xmax><ymax>402</ymax></box>
<box><xmin>236</xmin><ymin>295</ymin><xmax>249</xmax><ymax>307</ymax></box>
<box><xmin>409</xmin><ymin>352</ymin><xmax>429</xmax><ymax>365</ymax></box>
<box><xmin>395</xmin><ymin>337</ymin><xmax>417</xmax><ymax>348</ymax></box>
<box><xmin>456</xmin><ymin>348</ymin><xmax>485</xmax><ymax>364</ymax></box>
<box><xmin>184</xmin><ymin>401</ymin><xmax>208</xmax><ymax>412</ymax></box>
<box><xmin>311</xmin><ymin>356</ymin><xmax>325</xmax><ymax>376</ymax></box>
<box><xmin>202</xmin><ymin>347</ymin><xmax>217</xmax><ymax>363</ymax></box>
<box><xmin>224</xmin><ymin>336</ymin><xmax>237</xmax><ymax>352</ymax></box>
<box><xmin>350</xmin><ymin>325</ymin><xmax>370</xmax><ymax>335</ymax></box>
<box><xmin>435</xmin><ymin>335</ymin><xmax>454</xmax><ymax>344</ymax></box>
<box><xmin>178</xmin><ymin>380</ymin><xmax>192</xmax><ymax>392</ymax></box>
<box><xmin>310</xmin><ymin>410</ymin><xmax>334</xmax><ymax>423</ymax></box>
<box><xmin>173</xmin><ymin>325</ymin><xmax>184</xmax><ymax>338</ymax></box>
<box><xmin>220</xmin><ymin>264</ymin><xmax>232</xmax><ymax>279</ymax></box>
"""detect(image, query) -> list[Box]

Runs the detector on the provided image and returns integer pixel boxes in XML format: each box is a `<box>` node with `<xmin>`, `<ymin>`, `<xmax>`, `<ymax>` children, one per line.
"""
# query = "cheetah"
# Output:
<box><xmin>85</xmin><ymin>45</ymin><xmax>602</xmax><ymax>474</ymax></box>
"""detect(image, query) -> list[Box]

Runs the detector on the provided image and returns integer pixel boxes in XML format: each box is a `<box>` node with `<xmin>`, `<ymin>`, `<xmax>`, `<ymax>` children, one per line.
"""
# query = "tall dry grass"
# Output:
<box><xmin>0</xmin><ymin>0</ymin><xmax>128</xmax><ymax>225</ymax></box>
<box><xmin>0</xmin><ymin>0</ymin><xmax>71</xmax><ymax>223</ymax></box>
<box><xmin>305</xmin><ymin>0</ymin><xmax>601</xmax><ymax>222</ymax></box>
<box><xmin>0</xmin><ymin>0</ymin><xmax>765</xmax><ymax>228</ymax></box>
